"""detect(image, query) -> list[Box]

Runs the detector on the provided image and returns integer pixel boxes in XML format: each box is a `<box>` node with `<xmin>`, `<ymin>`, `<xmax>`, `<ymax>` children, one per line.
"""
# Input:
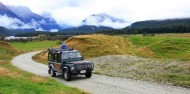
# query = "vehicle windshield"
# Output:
<box><xmin>62</xmin><ymin>52</ymin><xmax>82</xmax><ymax>59</ymax></box>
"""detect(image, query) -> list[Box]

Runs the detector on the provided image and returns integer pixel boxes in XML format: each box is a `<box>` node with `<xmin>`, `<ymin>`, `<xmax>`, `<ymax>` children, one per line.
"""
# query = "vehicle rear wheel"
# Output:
<box><xmin>85</xmin><ymin>71</ymin><xmax>92</xmax><ymax>78</ymax></box>
<box><xmin>63</xmin><ymin>69</ymin><xmax>71</xmax><ymax>81</ymax></box>
<box><xmin>50</xmin><ymin>67</ymin><xmax>56</xmax><ymax>77</ymax></box>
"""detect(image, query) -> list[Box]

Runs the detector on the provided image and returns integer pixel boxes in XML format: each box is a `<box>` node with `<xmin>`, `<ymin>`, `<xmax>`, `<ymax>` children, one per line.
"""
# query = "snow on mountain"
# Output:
<box><xmin>0</xmin><ymin>2</ymin><xmax>61</xmax><ymax>31</ymax></box>
<box><xmin>0</xmin><ymin>2</ymin><xmax>20</xmax><ymax>19</ymax></box>
<box><xmin>7</xmin><ymin>5</ymin><xmax>61</xmax><ymax>31</ymax></box>
<box><xmin>82</xmin><ymin>13</ymin><xmax>129</xmax><ymax>29</ymax></box>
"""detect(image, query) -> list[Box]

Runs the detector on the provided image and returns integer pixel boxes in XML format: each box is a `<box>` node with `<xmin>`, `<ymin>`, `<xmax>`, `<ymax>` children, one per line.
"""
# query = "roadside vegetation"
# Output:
<box><xmin>0</xmin><ymin>41</ymin><xmax>87</xmax><ymax>94</ymax></box>
<box><xmin>33</xmin><ymin>34</ymin><xmax>190</xmax><ymax>88</ymax></box>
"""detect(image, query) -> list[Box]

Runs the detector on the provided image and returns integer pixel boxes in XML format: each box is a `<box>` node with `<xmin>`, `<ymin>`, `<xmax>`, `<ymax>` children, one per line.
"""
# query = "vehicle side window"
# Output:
<box><xmin>57</xmin><ymin>54</ymin><xmax>61</xmax><ymax>62</ymax></box>
<box><xmin>62</xmin><ymin>53</ymin><xmax>67</xmax><ymax>59</ymax></box>
<box><xmin>53</xmin><ymin>54</ymin><xmax>57</xmax><ymax>61</ymax></box>
<box><xmin>48</xmin><ymin>53</ymin><xmax>53</xmax><ymax>61</ymax></box>
<box><xmin>48</xmin><ymin>53</ymin><xmax>61</xmax><ymax>63</ymax></box>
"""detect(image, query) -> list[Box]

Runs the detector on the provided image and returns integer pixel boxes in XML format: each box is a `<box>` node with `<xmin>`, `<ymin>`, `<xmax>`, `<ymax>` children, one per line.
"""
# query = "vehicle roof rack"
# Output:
<box><xmin>48</xmin><ymin>47</ymin><xmax>74</xmax><ymax>53</ymax></box>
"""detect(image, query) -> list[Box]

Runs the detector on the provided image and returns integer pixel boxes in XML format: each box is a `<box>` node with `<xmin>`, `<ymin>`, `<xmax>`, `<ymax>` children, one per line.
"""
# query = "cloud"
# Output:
<box><xmin>50</xmin><ymin>29</ymin><xmax>58</xmax><ymax>32</ymax></box>
<box><xmin>0</xmin><ymin>15</ymin><xmax>32</xmax><ymax>29</ymax></box>
<box><xmin>2</xmin><ymin>0</ymin><xmax>190</xmax><ymax>27</ymax></box>
<box><xmin>82</xmin><ymin>16</ymin><xmax>130</xmax><ymax>29</ymax></box>
<box><xmin>0</xmin><ymin>15</ymin><xmax>46</xmax><ymax>30</ymax></box>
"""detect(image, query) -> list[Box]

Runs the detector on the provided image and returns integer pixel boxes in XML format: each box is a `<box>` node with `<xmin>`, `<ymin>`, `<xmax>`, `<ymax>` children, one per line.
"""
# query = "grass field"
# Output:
<box><xmin>10</xmin><ymin>40</ymin><xmax>60</xmax><ymax>52</ymax></box>
<box><xmin>129</xmin><ymin>34</ymin><xmax>190</xmax><ymax>59</ymax></box>
<box><xmin>33</xmin><ymin>34</ymin><xmax>190</xmax><ymax>88</ymax></box>
<box><xmin>0</xmin><ymin>41</ymin><xmax>87</xmax><ymax>94</ymax></box>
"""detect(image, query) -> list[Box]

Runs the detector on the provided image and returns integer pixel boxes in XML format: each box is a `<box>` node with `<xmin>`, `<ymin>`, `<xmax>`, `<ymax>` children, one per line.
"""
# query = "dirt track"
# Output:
<box><xmin>12</xmin><ymin>51</ymin><xmax>190</xmax><ymax>94</ymax></box>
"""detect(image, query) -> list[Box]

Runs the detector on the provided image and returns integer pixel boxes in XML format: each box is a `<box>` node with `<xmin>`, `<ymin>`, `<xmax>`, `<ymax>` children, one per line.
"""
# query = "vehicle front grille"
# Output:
<box><xmin>76</xmin><ymin>64</ymin><xmax>87</xmax><ymax>70</ymax></box>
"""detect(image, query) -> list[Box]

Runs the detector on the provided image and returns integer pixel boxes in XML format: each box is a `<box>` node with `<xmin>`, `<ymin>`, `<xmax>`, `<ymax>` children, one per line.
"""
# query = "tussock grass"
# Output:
<box><xmin>66</xmin><ymin>34</ymin><xmax>134</xmax><ymax>59</ymax></box>
<box><xmin>32</xmin><ymin>51</ymin><xmax>48</xmax><ymax>64</ymax></box>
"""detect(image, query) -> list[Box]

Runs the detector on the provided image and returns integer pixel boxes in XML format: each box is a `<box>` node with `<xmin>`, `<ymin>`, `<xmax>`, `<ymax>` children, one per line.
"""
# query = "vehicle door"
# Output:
<box><xmin>53</xmin><ymin>53</ymin><xmax>62</xmax><ymax>72</ymax></box>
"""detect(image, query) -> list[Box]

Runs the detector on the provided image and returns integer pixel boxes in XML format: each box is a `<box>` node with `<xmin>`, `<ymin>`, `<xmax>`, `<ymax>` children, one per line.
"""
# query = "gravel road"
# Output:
<box><xmin>12</xmin><ymin>51</ymin><xmax>190</xmax><ymax>94</ymax></box>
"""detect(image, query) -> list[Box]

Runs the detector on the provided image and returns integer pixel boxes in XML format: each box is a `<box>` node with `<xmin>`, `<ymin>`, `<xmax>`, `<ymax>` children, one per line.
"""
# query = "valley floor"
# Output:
<box><xmin>12</xmin><ymin>51</ymin><xmax>190</xmax><ymax>94</ymax></box>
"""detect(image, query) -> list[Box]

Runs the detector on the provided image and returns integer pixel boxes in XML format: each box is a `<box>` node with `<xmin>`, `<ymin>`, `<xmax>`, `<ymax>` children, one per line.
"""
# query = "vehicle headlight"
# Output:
<box><xmin>87</xmin><ymin>64</ymin><xmax>91</xmax><ymax>68</ymax></box>
<box><xmin>87</xmin><ymin>63</ymin><xmax>94</xmax><ymax>68</ymax></box>
<box><xmin>91</xmin><ymin>63</ymin><xmax>94</xmax><ymax>68</ymax></box>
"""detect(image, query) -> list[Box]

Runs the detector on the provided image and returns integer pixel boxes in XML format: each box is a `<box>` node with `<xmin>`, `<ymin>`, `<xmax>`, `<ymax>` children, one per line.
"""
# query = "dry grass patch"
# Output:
<box><xmin>0</xmin><ymin>67</ymin><xmax>20</xmax><ymax>77</ymax></box>
<box><xmin>32</xmin><ymin>51</ymin><xmax>48</xmax><ymax>64</ymax></box>
<box><xmin>136</xmin><ymin>47</ymin><xmax>154</xmax><ymax>58</ymax></box>
<box><xmin>0</xmin><ymin>41</ymin><xmax>19</xmax><ymax>53</ymax></box>
<box><xmin>0</xmin><ymin>60</ymin><xmax>4</xmax><ymax>64</ymax></box>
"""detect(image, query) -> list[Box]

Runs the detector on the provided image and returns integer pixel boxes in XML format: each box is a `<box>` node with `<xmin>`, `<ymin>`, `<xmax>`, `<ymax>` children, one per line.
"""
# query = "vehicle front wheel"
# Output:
<box><xmin>50</xmin><ymin>67</ymin><xmax>56</xmax><ymax>77</ymax></box>
<box><xmin>85</xmin><ymin>71</ymin><xmax>92</xmax><ymax>78</ymax></box>
<box><xmin>63</xmin><ymin>69</ymin><xmax>71</xmax><ymax>81</ymax></box>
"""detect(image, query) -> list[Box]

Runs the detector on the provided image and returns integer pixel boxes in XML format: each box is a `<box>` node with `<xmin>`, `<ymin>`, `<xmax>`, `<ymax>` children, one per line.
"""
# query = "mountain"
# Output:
<box><xmin>0</xmin><ymin>2</ymin><xmax>20</xmax><ymax>19</ymax></box>
<box><xmin>7</xmin><ymin>6</ymin><xmax>61</xmax><ymax>31</ymax></box>
<box><xmin>122</xmin><ymin>18</ymin><xmax>190</xmax><ymax>34</ymax></box>
<box><xmin>130</xmin><ymin>18</ymin><xmax>190</xmax><ymax>28</ymax></box>
<box><xmin>0</xmin><ymin>26</ymin><xmax>11</xmax><ymax>36</ymax></box>
<box><xmin>59</xmin><ymin>25</ymin><xmax>113</xmax><ymax>34</ymax></box>
<box><xmin>82</xmin><ymin>13</ymin><xmax>128</xmax><ymax>29</ymax></box>
<box><xmin>0</xmin><ymin>2</ymin><xmax>61</xmax><ymax>31</ymax></box>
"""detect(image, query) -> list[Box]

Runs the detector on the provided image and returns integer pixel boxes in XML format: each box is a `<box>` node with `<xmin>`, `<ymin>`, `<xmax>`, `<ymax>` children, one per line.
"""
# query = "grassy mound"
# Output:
<box><xmin>32</xmin><ymin>51</ymin><xmax>48</xmax><ymax>64</ymax></box>
<box><xmin>66</xmin><ymin>34</ymin><xmax>133</xmax><ymax>59</ymax></box>
<box><xmin>0</xmin><ymin>41</ymin><xmax>19</xmax><ymax>60</ymax></box>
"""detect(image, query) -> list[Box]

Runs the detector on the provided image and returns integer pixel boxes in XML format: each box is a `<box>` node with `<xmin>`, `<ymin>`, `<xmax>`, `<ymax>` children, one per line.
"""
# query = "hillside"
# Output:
<box><xmin>65</xmin><ymin>34</ymin><xmax>133</xmax><ymax>58</ymax></box>
<box><xmin>128</xmin><ymin>18</ymin><xmax>190</xmax><ymax>34</ymax></box>
<box><xmin>98</xmin><ymin>18</ymin><xmax>190</xmax><ymax>35</ymax></box>
<box><xmin>0</xmin><ymin>26</ymin><xmax>10</xmax><ymax>36</ymax></box>
<box><xmin>131</xmin><ymin>18</ymin><xmax>190</xmax><ymax>28</ymax></box>
<box><xmin>33</xmin><ymin>34</ymin><xmax>134</xmax><ymax>64</ymax></box>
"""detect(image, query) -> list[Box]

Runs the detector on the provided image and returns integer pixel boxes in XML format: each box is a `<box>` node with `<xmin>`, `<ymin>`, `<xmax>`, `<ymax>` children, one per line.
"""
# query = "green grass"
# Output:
<box><xmin>0</xmin><ymin>41</ymin><xmax>87</xmax><ymax>94</ymax></box>
<box><xmin>129</xmin><ymin>35</ymin><xmax>190</xmax><ymax>60</ymax></box>
<box><xmin>10</xmin><ymin>40</ymin><xmax>60</xmax><ymax>52</ymax></box>
<box><xmin>129</xmin><ymin>35</ymin><xmax>166</xmax><ymax>48</ymax></box>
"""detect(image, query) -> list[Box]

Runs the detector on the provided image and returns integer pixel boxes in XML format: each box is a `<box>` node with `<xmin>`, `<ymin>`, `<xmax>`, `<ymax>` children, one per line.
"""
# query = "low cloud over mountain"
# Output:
<box><xmin>0</xmin><ymin>2</ymin><xmax>60</xmax><ymax>31</ymax></box>
<box><xmin>82</xmin><ymin>13</ymin><xmax>130</xmax><ymax>29</ymax></box>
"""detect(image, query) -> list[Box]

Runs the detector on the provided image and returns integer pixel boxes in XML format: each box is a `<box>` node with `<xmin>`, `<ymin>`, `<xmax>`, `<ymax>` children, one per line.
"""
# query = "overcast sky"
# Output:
<box><xmin>2</xmin><ymin>0</ymin><xmax>190</xmax><ymax>26</ymax></box>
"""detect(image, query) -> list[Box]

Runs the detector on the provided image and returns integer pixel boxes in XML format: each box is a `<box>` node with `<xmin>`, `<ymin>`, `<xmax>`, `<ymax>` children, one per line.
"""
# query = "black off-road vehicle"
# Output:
<box><xmin>48</xmin><ymin>44</ymin><xmax>94</xmax><ymax>81</ymax></box>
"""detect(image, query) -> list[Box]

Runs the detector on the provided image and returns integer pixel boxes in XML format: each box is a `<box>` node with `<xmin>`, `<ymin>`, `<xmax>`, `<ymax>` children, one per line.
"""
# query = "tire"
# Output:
<box><xmin>85</xmin><ymin>71</ymin><xmax>92</xmax><ymax>78</ymax></box>
<box><xmin>48</xmin><ymin>68</ymin><xmax>51</xmax><ymax>74</ymax></box>
<box><xmin>50</xmin><ymin>67</ymin><xmax>56</xmax><ymax>77</ymax></box>
<box><xmin>63</xmin><ymin>69</ymin><xmax>71</xmax><ymax>81</ymax></box>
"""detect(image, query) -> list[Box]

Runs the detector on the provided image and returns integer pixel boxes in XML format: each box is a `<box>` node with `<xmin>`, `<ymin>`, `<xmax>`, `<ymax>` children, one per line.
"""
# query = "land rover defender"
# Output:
<box><xmin>48</xmin><ymin>44</ymin><xmax>94</xmax><ymax>81</ymax></box>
